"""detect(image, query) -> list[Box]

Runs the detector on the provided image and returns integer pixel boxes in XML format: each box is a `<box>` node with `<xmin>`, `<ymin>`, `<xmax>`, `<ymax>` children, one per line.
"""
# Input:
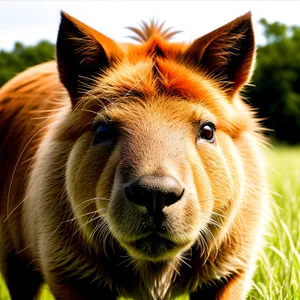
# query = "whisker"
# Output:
<box><xmin>62</xmin><ymin>210</ymin><xmax>101</xmax><ymax>224</ymax></box>
<box><xmin>72</xmin><ymin>196</ymin><xmax>110</xmax><ymax>212</ymax></box>
<box><xmin>176</xmin><ymin>255</ymin><xmax>192</xmax><ymax>269</ymax></box>
<box><xmin>4</xmin><ymin>188</ymin><xmax>39</xmax><ymax>222</ymax></box>
<box><xmin>73</xmin><ymin>214</ymin><xmax>102</xmax><ymax>237</ymax></box>
<box><xmin>169</xmin><ymin>260</ymin><xmax>180</xmax><ymax>276</ymax></box>
<box><xmin>6</xmin><ymin>123</ymin><xmax>52</xmax><ymax>219</ymax></box>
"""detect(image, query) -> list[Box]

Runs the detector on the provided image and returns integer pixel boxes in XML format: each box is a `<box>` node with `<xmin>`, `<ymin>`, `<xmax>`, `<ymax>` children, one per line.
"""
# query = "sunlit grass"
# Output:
<box><xmin>248</xmin><ymin>146</ymin><xmax>300</xmax><ymax>300</ymax></box>
<box><xmin>1</xmin><ymin>146</ymin><xmax>299</xmax><ymax>299</ymax></box>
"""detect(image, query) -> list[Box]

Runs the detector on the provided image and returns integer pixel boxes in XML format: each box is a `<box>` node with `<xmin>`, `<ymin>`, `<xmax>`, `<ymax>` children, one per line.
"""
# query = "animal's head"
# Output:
<box><xmin>56</xmin><ymin>12</ymin><xmax>257</xmax><ymax>262</ymax></box>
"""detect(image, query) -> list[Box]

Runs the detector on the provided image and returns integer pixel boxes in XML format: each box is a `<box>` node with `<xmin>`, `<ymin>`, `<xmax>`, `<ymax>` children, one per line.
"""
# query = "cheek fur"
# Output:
<box><xmin>186</xmin><ymin>142</ymin><xmax>214</xmax><ymax>219</ymax></box>
<box><xmin>95</xmin><ymin>145</ymin><xmax>122</xmax><ymax>214</ymax></box>
<box><xmin>66</xmin><ymin>133</ymin><xmax>113</xmax><ymax>241</ymax></box>
<box><xmin>196</xmin><ymin>141</ymin><xmax>234</xmax><ymax>213</ymax></box>
<box><xmin>66</xmin><ymin>134</ymin><xmax>92</xmax><ymax>213</ymax></box>
<box><xmin>217</xmin><ymin>132</ymin><xmax>245</xmax><ymax>209</ymax></box>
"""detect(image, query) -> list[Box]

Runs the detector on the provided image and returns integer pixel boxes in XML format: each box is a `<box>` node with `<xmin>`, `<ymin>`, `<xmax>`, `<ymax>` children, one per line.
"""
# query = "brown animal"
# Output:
<box><xmin>0</xmin><ymin>11</ymin><xmax>268</xmax><ymax>300</ymax></box>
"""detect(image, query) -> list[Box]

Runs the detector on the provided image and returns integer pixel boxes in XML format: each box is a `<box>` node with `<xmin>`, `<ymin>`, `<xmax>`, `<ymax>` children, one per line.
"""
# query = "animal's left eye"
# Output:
<box><xmin>199</xmin><ymin>122</ymin><xmax>216</xmax><ymax>143</ymax></box>
<box><xmin>93</xmin><ymin>122</ymin><xmax>114</xmax><ymax>145</ymax></box>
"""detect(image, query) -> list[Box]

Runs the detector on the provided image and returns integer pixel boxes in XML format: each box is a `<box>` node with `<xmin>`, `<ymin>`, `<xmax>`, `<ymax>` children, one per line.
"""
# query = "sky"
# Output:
<box><xmin>1</xmin><ymin>1</ymin><xmax>300</xmax><ymax>51</ymax></box>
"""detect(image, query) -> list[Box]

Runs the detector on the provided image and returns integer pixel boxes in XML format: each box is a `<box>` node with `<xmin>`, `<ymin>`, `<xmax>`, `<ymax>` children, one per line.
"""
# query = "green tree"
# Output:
<box><xmin>247</xmin><ymin>19</ymin><xmax>300</xmax><ymax>144</ymax></box>
<box><xmin>0</xmin><ymin>40</ymin><xmax>54</xmax><ymax>86</ymax></box>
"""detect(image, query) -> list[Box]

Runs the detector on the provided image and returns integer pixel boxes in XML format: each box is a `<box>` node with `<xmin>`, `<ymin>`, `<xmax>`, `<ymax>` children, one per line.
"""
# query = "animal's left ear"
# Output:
<box><xmin>183</xmin><ymin>12</ymin><xmax>255</xmax><ymax>99</ymax></box>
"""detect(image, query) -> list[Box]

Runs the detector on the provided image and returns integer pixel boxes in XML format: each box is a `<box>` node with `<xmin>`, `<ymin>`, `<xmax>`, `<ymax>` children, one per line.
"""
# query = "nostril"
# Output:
<box><xmin>165</xmin><ymin>187</ymin><xmax>185</xmax><ymax>207</ymax></box>
<box><xmin>125</xmin><ymin>175</ymin><xmax>184</xmax><ymax>213</ymax></box>
<box><xmin>160</xmin><ymin>176</ymin><xmax>184</xmax><ymax>206</ymax></box>
<box><xmin>125</xmin><ymin>180</ymin><xmax>151</xmax><ymax>207</ymax></box>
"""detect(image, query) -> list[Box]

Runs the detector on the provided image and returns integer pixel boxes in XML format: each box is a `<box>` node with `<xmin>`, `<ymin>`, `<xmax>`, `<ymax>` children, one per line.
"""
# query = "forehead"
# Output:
<box><xmin>87</xmin><ymin>35</ymin><xmax>226</xmax><ymax>102</ymax></box>
<box><xmin>80</xmin><ymin>38</ymin><xmax>248</xmax><ymax>137</ymax></box>
<box><xmin>90</xmin><ymin>57</ymin><xmax>227</xmax><ymax>106</ymax></box>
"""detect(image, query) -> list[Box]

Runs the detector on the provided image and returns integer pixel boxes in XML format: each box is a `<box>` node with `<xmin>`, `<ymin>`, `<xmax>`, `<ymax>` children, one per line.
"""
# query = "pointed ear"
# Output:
<box><xmin>182</xmin><ymin>12</ymin><xmax>255</xmax><ymax>99</ymax></box>
<box><xmin>56</xmin><ymin>12</ymin><xmax>123</xmax><ymax>105</ymax></box>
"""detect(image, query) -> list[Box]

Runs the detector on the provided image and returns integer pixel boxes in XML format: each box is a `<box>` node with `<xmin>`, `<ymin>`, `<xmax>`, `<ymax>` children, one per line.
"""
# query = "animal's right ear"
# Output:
<box><xmin>56</xmin><ymin>12</ymin><xmax>123</xmax><ymax>106</ymax></box>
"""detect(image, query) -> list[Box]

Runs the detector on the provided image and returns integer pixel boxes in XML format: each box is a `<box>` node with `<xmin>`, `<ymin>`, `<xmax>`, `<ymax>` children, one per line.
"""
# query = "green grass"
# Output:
<box><xmin>1</xmin><ymin>146</ymin><xmax>299</xmax><ymax>300</ymax></box>
<box><xmin>248</xmin><ymin>146</ymin><xmax>300</xmax><ymax>300</ymax></box>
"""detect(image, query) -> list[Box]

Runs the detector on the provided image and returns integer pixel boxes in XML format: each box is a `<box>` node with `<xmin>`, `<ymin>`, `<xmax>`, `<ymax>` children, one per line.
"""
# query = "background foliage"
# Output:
<box><xmin>1</xmin><ymin>20</ymin><xmax>300</xmax><ymax>144</ymax></box>
<box><xmin>0</xmin><ymin>40</ymin><xmax>54</xmax><ymax>87</ymax></box>
<box><xmin>247</xmin><ymin>19</ymin><xmax>300</xmax><ymax>144</ymax></box>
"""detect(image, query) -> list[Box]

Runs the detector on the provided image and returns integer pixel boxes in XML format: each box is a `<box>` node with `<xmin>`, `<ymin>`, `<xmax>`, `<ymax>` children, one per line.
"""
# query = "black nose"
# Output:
<box><xmin>125</xmin><ymin>175</ymin><xmax>184</xmax><ymax>214</ymax></box>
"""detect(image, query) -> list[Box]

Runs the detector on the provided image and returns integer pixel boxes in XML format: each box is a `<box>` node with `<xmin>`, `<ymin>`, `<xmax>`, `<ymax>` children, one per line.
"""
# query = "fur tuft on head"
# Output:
<box><xmin>127</xmin><ymin>19</ymin><xmax>181</xmax><ymax>42</ymax></box>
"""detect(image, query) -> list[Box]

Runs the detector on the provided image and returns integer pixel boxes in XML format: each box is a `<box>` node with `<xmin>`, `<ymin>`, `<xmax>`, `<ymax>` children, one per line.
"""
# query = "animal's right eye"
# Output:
<box><xmin>93</xmin><ymin>122</ymin><xmax>114</xmax><ymax>145</ymax></box>
<box><xmin>198</xmin><ymin>122</ymin><xmax>216</xmax><ymax>143</ymax></box>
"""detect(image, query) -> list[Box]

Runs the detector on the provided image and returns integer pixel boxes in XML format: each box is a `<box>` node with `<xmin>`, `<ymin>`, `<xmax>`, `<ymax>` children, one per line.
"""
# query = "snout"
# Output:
<box><xmin>125</xmin><ymin>175</ymin><xmax>184</xmax><ymax>215</ymax></box>
<box><xmin>106</xmin><ymin>174</ymin><xmax>198</xmax><ymax>261</ymax></box>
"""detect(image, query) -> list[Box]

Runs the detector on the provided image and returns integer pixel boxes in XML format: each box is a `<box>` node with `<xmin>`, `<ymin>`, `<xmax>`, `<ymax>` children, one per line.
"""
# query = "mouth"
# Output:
<box><xmin>123</xmin><ymin>232</ymin><xmax>187</xmax><ymax>261</ymax></box>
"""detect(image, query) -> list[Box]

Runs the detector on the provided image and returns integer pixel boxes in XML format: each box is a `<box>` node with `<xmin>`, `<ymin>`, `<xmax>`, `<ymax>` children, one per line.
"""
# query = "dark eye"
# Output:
<box><xmin>93</xmin><ymin>122</ymin><xmax>114</xmax><ymax>145</ymax></box>
<box><xmin>199</xmin><ymin>122</ymin><xmax>215</xmax><ymax>143</ymax></box>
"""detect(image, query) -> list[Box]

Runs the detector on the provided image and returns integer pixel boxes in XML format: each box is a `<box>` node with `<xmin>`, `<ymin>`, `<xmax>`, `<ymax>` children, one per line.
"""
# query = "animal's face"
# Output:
<box><xmin>57</xmin><ymin>12</ymin><xmax>256</xmax><ymax>262</ymax></box>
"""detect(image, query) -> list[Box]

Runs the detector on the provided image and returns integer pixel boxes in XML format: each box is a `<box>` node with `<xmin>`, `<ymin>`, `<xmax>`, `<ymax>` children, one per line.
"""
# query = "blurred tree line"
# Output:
<box><xmin>0</xmin><ymin>20</ymin><xmax>300</xmax><ymax>144</ymax></box>
<box><xmin>247</xmin><ymin>19</ymin><xmax>300</xmax><ymax>144</ymax></box>
<box><xmin>0</xmin><ymin>40</ymin><xmax>54</xmax><ymax>87</ymax></box>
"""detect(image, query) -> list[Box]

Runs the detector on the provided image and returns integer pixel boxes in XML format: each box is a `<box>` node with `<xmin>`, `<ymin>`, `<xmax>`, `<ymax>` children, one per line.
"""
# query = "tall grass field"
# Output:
<box><xmin>1</xmin><ymin>146</ymin><xmax>299</xmax><ymax>300</ymax></box>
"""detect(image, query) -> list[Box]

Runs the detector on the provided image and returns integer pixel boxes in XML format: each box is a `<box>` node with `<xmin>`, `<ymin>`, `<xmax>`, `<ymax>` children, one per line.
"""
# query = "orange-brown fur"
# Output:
<box><xmin>0</xmin><ymin>12</ymin><xmax>268</xmax><ymax>300</ymax></box>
